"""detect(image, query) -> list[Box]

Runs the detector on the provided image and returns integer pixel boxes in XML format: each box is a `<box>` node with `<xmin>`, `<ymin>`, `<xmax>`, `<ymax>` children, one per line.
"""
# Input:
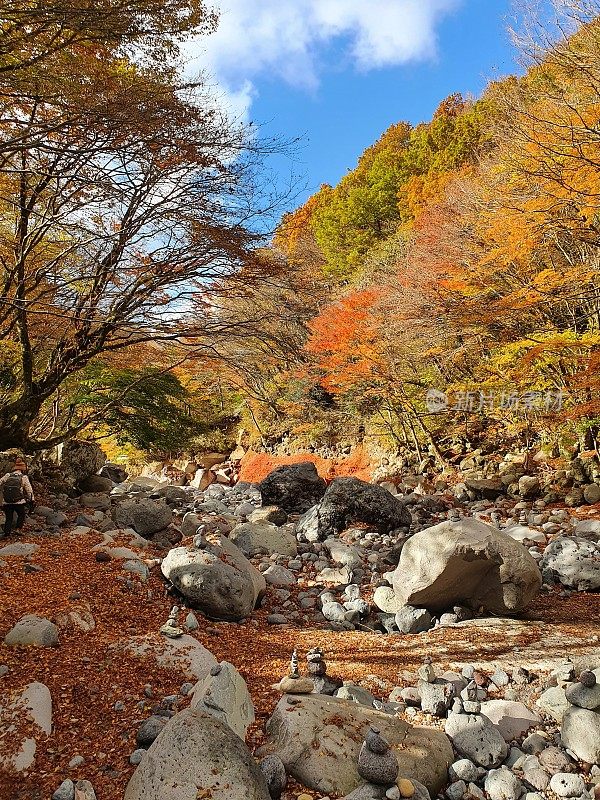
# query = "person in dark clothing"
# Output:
<box><xmin>0</xmin><ymin>457</ymin><xmax>35</xmax><ymax>538</ymax></box>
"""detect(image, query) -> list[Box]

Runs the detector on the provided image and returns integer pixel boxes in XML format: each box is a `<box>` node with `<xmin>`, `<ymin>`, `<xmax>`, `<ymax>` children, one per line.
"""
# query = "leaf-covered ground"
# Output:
<box><xmin>0</xmin><ymin>519</ymin><xmax>598</xmax><ymax>800</ymax></box>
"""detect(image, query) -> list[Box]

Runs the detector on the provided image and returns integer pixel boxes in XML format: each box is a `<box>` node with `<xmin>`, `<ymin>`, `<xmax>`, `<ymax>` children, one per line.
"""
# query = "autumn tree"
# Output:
<box><xmin>0</xmin><ymin>21</ymin><xmax>289</xmax><ymax>451</ymax></box>
<box><xmin>0</xmin><ymin>0</ymin><xmax>214</xmax><ymax>74</ymax></box>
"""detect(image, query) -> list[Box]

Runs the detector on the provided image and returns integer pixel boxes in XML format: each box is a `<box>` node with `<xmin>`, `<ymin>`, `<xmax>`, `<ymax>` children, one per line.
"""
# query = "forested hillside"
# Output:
<box><xmin>220</xmin><ymin>11</ymin><xmax>600</xmax><ymax>467</ymax></box>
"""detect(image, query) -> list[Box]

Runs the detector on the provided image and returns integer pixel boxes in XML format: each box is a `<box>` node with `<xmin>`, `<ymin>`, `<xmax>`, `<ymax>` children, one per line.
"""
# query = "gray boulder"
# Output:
<box><xmin>583</xmin><ymin>483</ymin><xmax>600</xmax><ymax>505</ymax></box>
<box><xmin>80</xmin><ymin>493</ymin><xmax>111</xmax><ymax>510</ymax></box>
<box><xmin>259</xmin><ymin>693</ymin><xmax>453</xmax><ymax>796</ymax></box>
<box><xmin>297</xmin><ymin>477</ymin><xmax>411</xmax><ymax>542</ymax></box>
<box><xmin>259</xmin><ymin>462</ymin><xmax>327</xmax><ymax>513</ymax></box>
<box><xmin>0</xmin><ymin>682</ymin><xmax>52</xmax><ymax>772</ymax></box>
<box><xmin>444</xmin><ymin>712</ymin><xmax>509</xmax><ymax>767</ymax></box>
<box><xmin>61</xmin><ymin>440</ymin><xmax>105</xmax><ymax>486</ymax></box>
<box><xmin>149</xmin><ymin>485</ymin><xmax>188</xmax><ymax>504</ymax></box>
<box><xmin>100</xmin><ymin>463</ymin><xmax>128</xmax><ymax>483</ymax></box>
<box><xmin>230</xmin><ymin>522</ymin><xmax>297</xmax><ymax>557</ymax></box>
<box><xmin>161</xmin><ymin>535</ymin><xmax>265</xmax><ymax>621</ymax></box>
<box><xmin>480</xmin><ymin>700</ymin><xmax>541</xmax><ymax>741</ymax></box>
<box><xmin>564</xmin><ymin>669</ymin><xmax>600</xmax><ymax>710</ymax></box>
<box><xmin>79</xmin><ymin>474</ymin><xmax>113</xmax><ymax>493</ymax></box>
<box><xmin>124</xmin><ymin>708</ymin><xmax>270</xmax><ymax>800</ymax></box>
<box><xmin>549</xmin><ymin>773</ymin><xmax>586</xmax><ymax>798</ymax></box>
<box><xmin>392</xmin><ymin>519</ymin><xmax>541</xmax><ymax>615</ymax></box>
<box><xmin>373</xmin><ymin>586</ymin><xmax>404</xmax><ymax>613</ymax></box>
<box><xmin>249</xmin><ymin>506</ymin><xmax>288</xmax><ymax>526</ymax></box>
<box><xmin>181</xmin><ymin>511</ymin><xmax>206</xmax><ymax>537</ymax></box>
<box><xmin>464</xmin><ymin>479</ymin><xmax>504</xmax><ymax>500</ymax></box>
<box><xmin>536</xmin><ymin>686</ymin><xmax>569</xmax><ymax>722</ymax></box>
<box><xmin>136</xmin><ymin>715</ymin><xmax>168</xmax><ymax>748</ymax></box>
<box><xmin>324</xmin><ymin>538</ymin><xmax>363</xmax><ymax>569</ymax></box>
<box><xmin>4</xmin><ymin>615</ymin><xmax>59</xmax><ymax>647</ymax></box>
<box><xmin>540</xmin><ymin>537</ymin><xmax>600</xmax><ymax>591</ymax></box>
<box><xmin>52</xmin><ymin>780</ymin><xmax>75</xmax><ymax>800</ymax></box>
<box><xmin>113</xmin><ymin>498</ymin><xmax>172</xmax><ymax>536</ymax></box>
<box><xmin>561</xmin><ymin>706</ymin><xmax>600</xmax><ymax>764</ymax></box>
<box><xmin>260</xmin><ymin>754</ymin><xmax>287</xmax><ymax>799</ymax></box>
<box><xmin>190</xmin><ymin>661</ymin><xmax>255</xmax><ymax>739</ymax></box>
<box><xmin>419</xmin><ymin>681</ymin><xmax>455</xmax><ymax>716</ymax></box>
<box><xmin>263</xmin><ymin>564</ymin><xmax>296</xmax><ymax>587</ymax></box>
<box><xmin>395</xmin><ymin>605</ymin><xmax>433</xmax><ymax>634</ymax></box>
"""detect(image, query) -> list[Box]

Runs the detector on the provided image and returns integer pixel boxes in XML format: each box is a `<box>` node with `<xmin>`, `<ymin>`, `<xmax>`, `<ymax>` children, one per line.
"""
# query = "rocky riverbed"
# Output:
<box><xmin>0</xmin><ymin>454</ymin><xmax>599</xmax><ymax>800</ymax></box>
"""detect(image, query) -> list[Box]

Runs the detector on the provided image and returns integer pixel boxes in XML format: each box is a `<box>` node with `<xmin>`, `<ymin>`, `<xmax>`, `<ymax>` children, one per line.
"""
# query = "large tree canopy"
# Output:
<box><xmin>0</xmin><ymin>1</ymin><xmax>288</xmax><ymax>451</ymax></box>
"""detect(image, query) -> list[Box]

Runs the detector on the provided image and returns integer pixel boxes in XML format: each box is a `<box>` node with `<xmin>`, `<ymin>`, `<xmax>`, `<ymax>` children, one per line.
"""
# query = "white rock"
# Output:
<box><xmin>0</xmin><ymin>682</ymin><xmax>52</xmax><ymax>772</ymax></box>
<box><xmin>549</xmin><ymin>773</ymin><xmax>586</xmax><ymax>798</ymax></box>
<box><xmin>445</xmin><ymin>713</ymin><xmax>508</xmax><ymax>768</ymax></box>
<box><xmin>480</xmin><ymin>700</ymin><xmax>541</xmax><ymax>741</ymax></box>
<box><xmin>504</xmin><ymin>525</ymin><xmax>546</xmax><ymax>544</ymax></box>
<box><xmin>484</xmin><ymin>767</ymin><xmax>523</xmax><ymax>800</ymax></box>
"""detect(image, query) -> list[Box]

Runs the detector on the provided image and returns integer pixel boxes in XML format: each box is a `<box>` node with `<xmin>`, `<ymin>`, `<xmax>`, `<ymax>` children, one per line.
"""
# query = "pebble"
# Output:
<box><xmin>267</xmin><ymin>614</ymin><xmax>288</xmax><ymax>625</ymax></box>
<box><xmin>398</xmin><ymin>779</ymin><xmax>415</xmax><ymax>798</ymax></box>
<box><xmin>484</xmin><ymin>767</ymin><xmax>523</xmax><ymax>800</ymax></box>
<box><xmin>447</xmin><ymin>780</ymin><xmax>467</xmax><ymax>800</ymax></box>
<box><xmin>129</xmin><ymin>749</ymin><xmax>146</xmax><ymax>766</ymax></box>
<box><xmin>68</xmin><ymin>755</ymin><xmax>84</xmax><ymax>768</ymax></box>
<box><xmin>52</xmin><ymin>779</ymin><xmax>75</xmax><ymax>800</ymax></box>
<box><xmin>538</xmin><ymin>746</ymin><xmax>573</xmax><ymax>774</ymax></box>
<box><xmin>450</xmin><ymin>759</ymin><xmax>483</xmax><ymax>783</ymax></box>
<box><xmin>522</xmin><ymin>733</ymin><xmax>549</xmax><ymax>755</ymax></box>
<box><xmin>185</xmin><ymin>611</ymin><xmax>199</xmax><ymax>630</ymax></box>
<box><xmin>549</xmin><ymin>773</ymin><xmax>586</xmax><ymax>798</ymax></box>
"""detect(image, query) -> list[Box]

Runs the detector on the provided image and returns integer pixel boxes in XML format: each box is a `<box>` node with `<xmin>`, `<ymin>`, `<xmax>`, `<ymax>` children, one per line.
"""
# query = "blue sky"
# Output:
<box><xmin>185</xmin><ymin>0</ymin><xmax>528</xmax><ymax>212</ymax></box>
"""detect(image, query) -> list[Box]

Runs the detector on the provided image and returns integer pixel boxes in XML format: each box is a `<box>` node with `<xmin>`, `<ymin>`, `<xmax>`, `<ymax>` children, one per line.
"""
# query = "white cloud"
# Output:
<box><xmin>183</xmin><ymin>0</ymin><xmax>461</xmax><ymax>119</ymax></box>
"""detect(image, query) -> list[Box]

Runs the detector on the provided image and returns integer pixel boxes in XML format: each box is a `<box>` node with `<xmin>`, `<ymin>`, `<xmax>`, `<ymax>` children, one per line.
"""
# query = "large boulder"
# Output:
<box><xmin>259</xmin><ymin>693</ymin><xmax>453</xmax><ymax>796</ymax></box>
<box><xmin>0</xmin><ymin>682</ymin><xmax>52</xmax><ymax>773</ymax></box>
<box><xmin>539</xmin><ymin>537</ymin><xmax>600</xmax><ymax>591</ymax></box>
<box><xmin>149</xmin><ymin>485</ymin><xmax>188</xmax><ymax>504</ymax></box>
<box><xmin>391</xmin><ymin>519</ymin><xmax>541</xmax><ymax>615</ymax></box>
<box><xmin>480</xmin><ymin>700</ymin><xmax>541</xmax><ymax>741</ymax></box>
<box><xmin>561</xmin><ymin>706</ymin><xmax>600</xmax><ymax>764</ymax></box>
<box><xmin>258</xmin><ymin>462</ymin><xmax>327</xmax><ymax>513</ymax></box>
<box><xmin>296</xmin><ymin>477</ymin><xmax>412</xmax><ymax>542</ymax></box>
<box><xmin>445</xmin><ymin>712</ymin><xmax>508</xmax><ymax>768</ymax></box>
<box><xmin>190</xmin><ymin>661</ymin><xmax>255</xmax><ymax>739</ymax></box>
<box><xmin>100</xmin><ymin>462</ymin><xmax>128</xmax><ymax>483</ymax></box>
<box><xmin>124</xmin><ymin>708</ymin><xmax>270</xmax><ymax>800</ymax></box>
<box><xmin>113</xmin><ymin>498</ymin><xmax>172</xmax><ymax>536</ymax></box>
<box><xmin>121</xmin><ymin>633</ymin><xmax>217</xmax><ymax>680</ymax></box>
<box><xmin>4</xmin><ymin>615</ymin><xmax>59</xmax><ymax>647</ymax></box>
<box><xmin>464</xmin><ymin>478</ymin><xmax>505</xmax><ymax>501</ymax></box>
<box><xmin>230</xmin><ymin>522</ymin><xmax>297</xmax><ymax>557</ymax></box>
<box><xmin>161</xmin><ymin>535</ymin><xmax>265</xmax><ymax>621</ymax></box>
<box><xmin>78</xmin><ymin>474</ymin><xmax>113</xmax><ymax>493</ymax></box>
<box><xmin>60</xmin><ymin>440</ymin><xmax>105</xmax><ymax>485</ymax></box>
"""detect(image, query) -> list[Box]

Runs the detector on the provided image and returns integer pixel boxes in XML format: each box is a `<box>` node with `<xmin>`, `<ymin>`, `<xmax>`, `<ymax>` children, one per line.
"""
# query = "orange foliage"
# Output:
<box><xmin>305</xmin><ymin>288</ymin><xmax>385</xmax><ymax>394</ymax></box>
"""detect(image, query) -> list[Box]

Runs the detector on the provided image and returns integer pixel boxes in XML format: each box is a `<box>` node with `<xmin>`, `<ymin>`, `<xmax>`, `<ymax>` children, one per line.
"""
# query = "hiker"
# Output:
<box><xmin>0</xmin><ymin>457</ymin><xmax>35</xmax><ymax>538</ymax></box>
